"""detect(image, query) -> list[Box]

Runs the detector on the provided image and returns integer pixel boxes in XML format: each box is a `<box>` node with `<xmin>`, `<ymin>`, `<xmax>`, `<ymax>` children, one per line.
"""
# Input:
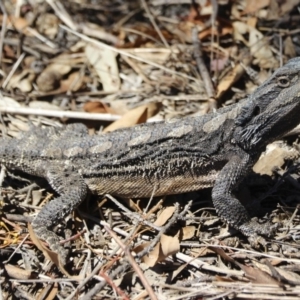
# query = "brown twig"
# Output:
<box><xmin>0</xmin><ymin>2</ymin><xmax>7</xmax><ymax>65</ymax></box>
<box><xmin>102</xmin><ymin>222</ymin><xmax>158</xmax><ymax>300</ymax></box>
<box><xmin>141</xmin><ymin>0</ymin><xmax>169</xmax><ymax>48</ymax></box>
<box><xmin>82</xmin><ymin>202</ymin><xmax>192</xmax><ymax>298</ymax></box>
<box><xmin>60</xmin><ymin>24</ymin><xmax>198</xmax><ymax>82</ymax></box>
<box><xmin>192</xmin><ymin>27</ymin><xmax>216</xmax><ymax>110</ymax></box>
<box><xmin>0</xmin><ymin>105</ymin><xmax>120</xmax><ymax>121</ymax></box>
<box><xmin>99</xmin><ymin>270</ymin><xmax>130</xmax><ymax>300</ymax></box>
<box><xmin>192</xmin><ymin>27</ymin><xmax>215</xmax><ymax>98</ymax></box>
<box><xmin>105</xmin><ymin>194</ymin><xmax>162</xmax><ymax>231</ymax></box>
<box><xmin>65</xmin><ymin>221</ymin><xmax>142</xmax><ymax>300</ymax></box>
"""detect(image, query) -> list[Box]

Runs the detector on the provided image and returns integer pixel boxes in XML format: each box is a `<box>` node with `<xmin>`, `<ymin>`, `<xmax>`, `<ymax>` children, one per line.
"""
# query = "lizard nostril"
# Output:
<box><xmin>253</xmin><ymin>106</ymin><xmax>260</xmax><ymax>116</ymax></box>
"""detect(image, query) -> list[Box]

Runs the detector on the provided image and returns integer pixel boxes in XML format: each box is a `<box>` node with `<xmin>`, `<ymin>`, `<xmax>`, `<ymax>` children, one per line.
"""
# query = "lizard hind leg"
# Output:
<box><xmin>31</xmin><ymin>168</ymin><xmax>88</xmax><ymax>265</ymax></box>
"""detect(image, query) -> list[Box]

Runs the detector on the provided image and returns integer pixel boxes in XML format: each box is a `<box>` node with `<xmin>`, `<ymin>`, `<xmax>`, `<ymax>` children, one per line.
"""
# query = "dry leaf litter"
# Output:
<box><xmin>1</xmin><ymin>0</ymin><xmax>300</xmax><ymax>299</ymax></box>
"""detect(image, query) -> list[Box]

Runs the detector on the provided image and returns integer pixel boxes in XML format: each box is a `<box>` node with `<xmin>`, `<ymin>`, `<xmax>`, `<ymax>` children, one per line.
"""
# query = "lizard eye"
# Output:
<box><xmin>277</xmin><ymin>76</ymin><xmax>290</xmax><ymax>87</ymax></box>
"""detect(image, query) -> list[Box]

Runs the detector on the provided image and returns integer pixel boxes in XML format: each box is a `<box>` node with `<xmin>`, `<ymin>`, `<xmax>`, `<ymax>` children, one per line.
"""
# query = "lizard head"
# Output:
<box><xmin>234</xmin><ymin>57</ymin><xmax>300</xmax><ymax>150</ymax></box>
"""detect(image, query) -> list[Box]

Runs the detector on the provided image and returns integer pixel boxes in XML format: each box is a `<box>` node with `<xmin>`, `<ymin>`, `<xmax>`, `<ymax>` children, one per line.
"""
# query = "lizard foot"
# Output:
<box><xmin>238</xmin><ymin>220</ymin><xmax>278</xmax><ymax>249</ymax></box>
<box><xmin>239</xmin><ymin>219</ymin><xmax>278</xmax><ymax>237</ymax></box>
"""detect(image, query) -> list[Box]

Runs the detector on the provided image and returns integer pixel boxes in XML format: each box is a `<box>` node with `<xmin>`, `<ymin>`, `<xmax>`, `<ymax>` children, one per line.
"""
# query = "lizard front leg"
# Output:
<box><xmin>212</xmin><ymin>153</ymin><xmax>273</xmax><ymax>237</ymax></box>
<box><xmin>32</xmin><ymin>168</ymin><xmax>88</xmax><ymax>265</ymax></box>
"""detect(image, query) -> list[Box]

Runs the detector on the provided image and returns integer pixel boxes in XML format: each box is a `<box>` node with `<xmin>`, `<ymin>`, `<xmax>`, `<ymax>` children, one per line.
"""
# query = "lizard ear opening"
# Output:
<box><xmin>235</xmin><ymin>101</ymin><xmax>260</xmax><ymax>127</ymax></box>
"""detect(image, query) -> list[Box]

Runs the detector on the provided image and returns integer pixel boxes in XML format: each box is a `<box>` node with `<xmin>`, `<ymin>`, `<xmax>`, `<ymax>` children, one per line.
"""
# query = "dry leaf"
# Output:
<box><xmin>180</xmin><ymin>226</ymin><xmax>196</xmax><ymax>240</ymax></box>
<box><xmin>243</xmin><ymin>0</ymin><xmax>270</xmax><ymax>14</ymax></box>
<box><xmin>232</xmin><ymin>21</ymin><xmax>249</xmax><ymax>43</ymax></box>
<box><xmin>109</xmin><ymin>97</ymin><xmax>161</xmax><ymax>116</ymax></box>
<box><xmin>0</xmin><ymin>96</ymin><xmax>21</xmax><ymax>108</ymax></box>
<box><xmin>108</xmin><ymin>100</ymin><xmax>132</xmax><ymax>115</ymax></box>
<box><xmin>85</xmin><ymin>43</ymin><xmax>120</xmax><ymax>92</ymax></box>
<box><xmin>253</xmin><ymin>142</ymin><xmax>299</xmax><ymax>175</ymax></box>
<box><xmin>36</xmin><ymin>71</ymin><xmax>61</xmax><ymax>92</ymax></box>
<box><xmin>59</xmin><ymin>72</ymin><xmax>85</xmax><ymax>93</ymax></box>
<box><xmin>279</xmin><ymin>0</ymin><xmax>300</xmax><ymax>16</ymax></box>
<box><xmin>143</xmin><ymin>102</ymin><xmax>161</xmax><ymax>119</ymax></box>
<box><xmin>160</xmin><ymin>234</ymin><xmax>180</xmax><ymax>258</ymax></box>
<box><xmin>239</xmin><ymin>264</ymin><xmax>280</xmax><ymax>285</ymax></box>
<box><xmin>4</xmin><ymin>264</ymin><xmax>33</xmax><ymax>280</ymax></box>
<box><xmin>248</xmin><ymin>26</ymin><xmax>277</xmax><ymax>68</ymax></box>
<box><xmin>103</xmin><ymin>105</ymin><xmax>147</xmax><ymax>132</ymax></box>
<box><xmin>9</xmin><ymin>17</ymin><xmax>31</xmax><ymax>35</ymax></box>
<box><xmin>84</xmin><ymin>101</ymin><xmax>111</xmax><ymax>114</ymax></box>
<box><xmin>232</xmin><ymin>21</ymin><xmax>278</xmax><ymax>68</ymax></box>
<box><xmin>142</xmin><ymin>234</ymin><xmax>180</xmax><ymax>267</ymax></box>
<box><xmin>264</xmin><ymin>0</ymin><xmax>300</xmax><ymax>19</ymax></box>
<box><xmin>216</xmin><ymin>54</ymin><xmax>252</xmax><ymax>99</ymax></box>
<box><xmin>36</xmin><ymin>58</ymin><xmax>74</xmax><ymax>92</ymax></box>
<box><xmin>275</xmin><ymin>268</ymin><xmax>300</xmax><ymax>285</ymax></box>
<box><xmin>36</xmin><ymin>13</ymin><xmax>59</xmax><ymax>39</ymax></box>
<box><xmin>4</xmin><ymin>44</ymin><xmax>15</xmax><ymax>58</ymax></box>
<box><xmin>103</xmin><ymin>103</ymin><xmax>160</xmax><ymax>132</ymax></box>
<box><xmin>284</xmin><ymin>36</ymin><xmax>297</xmax><ymax>58</ymax></box>
<box><xmin>19</xmin><ymin>77</ymin><xmax>35</xmax><ymax>92</ymax></box>
<box><xmin>154</xmin><ymin>206</ymin><xmax>176</xmax><ymax>226</ymax></box>
<box><xmin>45</xmin><ymin>62</ymin><xmax>72</xmax><ymax>76</ymax></box>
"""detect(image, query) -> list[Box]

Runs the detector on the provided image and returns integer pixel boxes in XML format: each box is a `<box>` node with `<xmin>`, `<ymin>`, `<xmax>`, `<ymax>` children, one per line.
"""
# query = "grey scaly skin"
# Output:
<box><xmin>1</xmin><ymin>57</ymin><xmax>300</xmax><ymax>264</ymax></box>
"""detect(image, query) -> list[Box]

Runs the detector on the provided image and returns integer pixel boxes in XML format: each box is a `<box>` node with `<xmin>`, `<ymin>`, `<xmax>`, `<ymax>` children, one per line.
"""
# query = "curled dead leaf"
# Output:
<box><xmin>103</xmin><ymin>103</ymin><xmax>160</xmax><ymax>132</ymax></box>
<box><xmin>216</xmin><ymin>53</ymin><xmax>252</xmax><ymax>99</ymax></box>
<box><xmin>253</xmin><ymin>142</ymin><xmax>299</xmax><ymax>176</ymax></box>
<box><xmin>84</xmin><ymin>101</ymin><xmax>111</xmax><ymax>114</ymax></box>
<box><xmin>36</xmin><ymin>71</ymin><xmax>61</xmax><ymax>92</ymax></box>
<box><xmin>85</xmin><ymin>43</ymin><xmax>120</xmax><ymax>92</ymax></box>
<box><xmin>5</xmin><ymin>264</ymin><xmax>34</xmax><ymax>280</ymax></box>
